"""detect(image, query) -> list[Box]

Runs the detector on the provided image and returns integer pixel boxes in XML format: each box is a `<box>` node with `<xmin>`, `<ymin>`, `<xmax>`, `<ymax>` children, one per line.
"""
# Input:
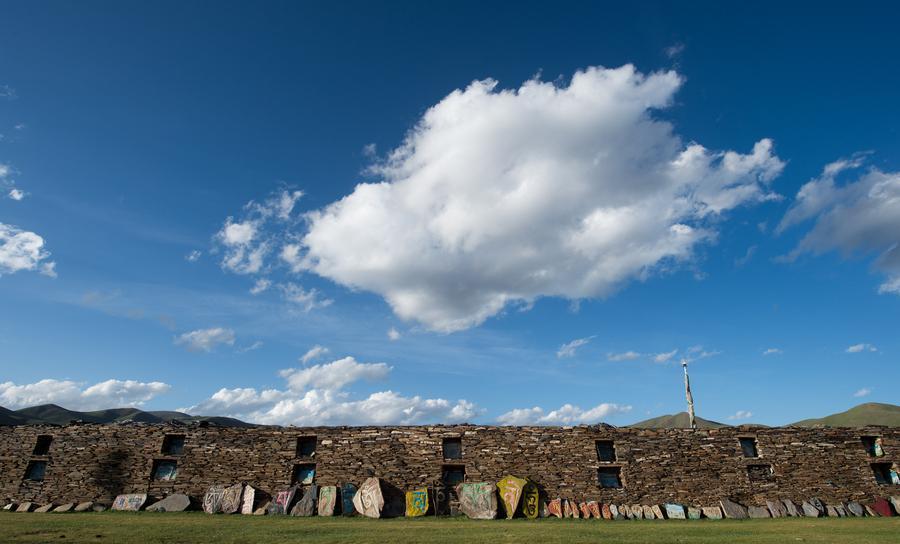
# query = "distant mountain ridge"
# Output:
<box><xmin>629</xmin><ymin>412</ymin><xmax>729</xmax><ymax>429</ymax></box>
<box><xmin>0</xmin><ymin>404</ymin><xmax>252</xmax><ymax>427</ymax></box>
<box><xmin>790</xmin><ymin>402</ymin><xmax>900</xmax><ymax>428</ymax></box>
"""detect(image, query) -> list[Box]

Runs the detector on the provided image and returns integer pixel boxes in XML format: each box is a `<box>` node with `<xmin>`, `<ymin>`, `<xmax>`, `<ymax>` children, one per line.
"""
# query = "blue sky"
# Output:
<box><xmin>1</xmin><ymin>2</ymin><xmax>898</xmax><ymax>426</ymax></box>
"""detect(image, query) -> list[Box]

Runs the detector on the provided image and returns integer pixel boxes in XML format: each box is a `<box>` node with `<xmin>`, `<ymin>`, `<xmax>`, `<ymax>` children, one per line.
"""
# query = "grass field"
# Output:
<box><xmin>1</xmin><ymin>512</ymin><xmax>898</xmax><ymax>544</ymax></box>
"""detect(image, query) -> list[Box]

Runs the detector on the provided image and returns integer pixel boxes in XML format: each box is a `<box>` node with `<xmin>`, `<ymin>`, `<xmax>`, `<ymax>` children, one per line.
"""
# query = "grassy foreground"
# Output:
<box><xmin>1</xmin><ymin>512</ymin><xmax>898</xmax><ymax>544</ymax></box>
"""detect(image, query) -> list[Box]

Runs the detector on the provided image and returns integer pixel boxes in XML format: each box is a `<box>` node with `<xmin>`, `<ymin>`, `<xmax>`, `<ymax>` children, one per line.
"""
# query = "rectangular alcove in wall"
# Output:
<box><xmin>739</xmin><ymin>437</ymin><xmax>759</xmax><ymax>458</ymax></box>
<box><xmin>23</xmin><ymin>460</ymin><xmax>47</xmax><ymax>482</ymax></box>
<box><xmin>296</xmin><ymin>436</ymin><xmax>317</xmax><ymax>458</ymax></box>
<box><xmin>151</xmin><ymin>459</ymin><xmax>178</xmax><ymax>481</ymax></box>
<box><xmin>597</xmin><ymin>467</ymin><xmax>622</xmax><ymax>488</ymax></box>
<box><xmin>861</xmin><ymin>436</ymin><xmax>884</xmax><ymax>457</ymax></box>
<box><xmin>442</xmin><ymin>437</ymin><xmax>462</xmax><ymax>460</ymax></box>
<box><xmin>871</xmin><ymin>463</ymin><xmax>897</xmax><ymax>485</ymax></box>
<box><xmin>595</xmin><ymin>440</ymin><xmax>616</xmax><ymax>462</ymax></box>
<box><xmin>161</xmin><ymin>434</ymin><xmax>185</xmax><ymax>456</ymax></box>
<box><xmin>747</xmin><ymin>464</ymin><xmax>774</xmax><ymax>482</ymax></box>
<box><xmin>292</xmin><ymin>463</ymin><xmax>316</xmax><ymax>485</ymax></box>
<box><xmin>32</xmin><ymin>435</ymin><xmax>53</xmax><ymax>456</ymax></box>
<box><xmin>441</xmin><ymin>464</ymin><xmax>465</xmax><ymax>485</ymax></box>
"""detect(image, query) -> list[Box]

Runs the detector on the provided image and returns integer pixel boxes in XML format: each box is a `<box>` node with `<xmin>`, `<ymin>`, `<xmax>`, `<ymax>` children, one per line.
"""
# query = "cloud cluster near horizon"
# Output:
<box><xmin>0</xmin><ymin>379</ymin><xmax>170</xmax><ymax>411</ymax></box>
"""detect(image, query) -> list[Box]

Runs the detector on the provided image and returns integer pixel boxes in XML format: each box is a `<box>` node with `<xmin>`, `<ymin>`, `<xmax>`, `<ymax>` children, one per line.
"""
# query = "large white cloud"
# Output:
<box><xmin>496</xmin><ymin>402</ymin><xmax>631</xmax><ymax>426</ymax></box>
<box><xmin>291</xmin><ymin>65</ymin><xmax>783</xmax><ymax>331</ymax></box>
<box><xmin>185</xmin><ymin>356</ymin><xmax>478</xmax><ymax>425</ymax></box>
<box><xmin>0</xmin><ymin>222</ymin><xmax>56</xmax><ymax>277</ymax></box>
<box><xmin>778</xmin><ymin>159</ymin><xmax>900</xmax><ymax>295</ymax></box>
<box><xmin>0</xmin><ymin>378</ymin><xmax>170</xmax><ymax>410</ymax></box>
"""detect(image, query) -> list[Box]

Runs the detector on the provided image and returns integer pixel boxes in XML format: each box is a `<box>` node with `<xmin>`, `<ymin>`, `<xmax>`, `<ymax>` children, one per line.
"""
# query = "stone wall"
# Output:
<box><xmin>1</xmin><ymin>423</ymin><xmax>897</xmax><ymax>506</ymax></box>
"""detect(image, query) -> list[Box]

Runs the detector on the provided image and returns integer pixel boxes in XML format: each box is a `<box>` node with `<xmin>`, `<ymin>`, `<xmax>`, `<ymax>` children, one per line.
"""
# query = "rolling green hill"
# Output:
<box><xmin>1</xmin><ymin>404</ymin><xmax>252</xmax><ymax>427</ymax></box>
<box><xmin>790</xmin><ymin>402</ymin><xmax>900</xmax><ymax>427</ymax></box>
<box><xmin>628</xmin><ymin>412</ymin><xmax>729</xmax><ymax>429</ymax></box>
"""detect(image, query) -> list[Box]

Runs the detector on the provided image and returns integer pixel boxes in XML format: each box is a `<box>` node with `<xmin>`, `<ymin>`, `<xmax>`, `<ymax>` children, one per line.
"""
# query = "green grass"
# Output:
<box><xmin>1</xmin><ymin>512</ymin><xmax>897</xmax><ymax>544</ymax></box>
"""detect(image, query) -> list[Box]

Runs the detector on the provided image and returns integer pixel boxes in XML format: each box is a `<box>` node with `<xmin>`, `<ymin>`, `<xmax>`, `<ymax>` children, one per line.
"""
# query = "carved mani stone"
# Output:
<box><xmin>607</xmin><ymin>503</ymin><xmax>618</xmax><ymax>520</ymax></box>
<box><xmin>801</xmin><ymin>502</ymin><xmax>821</xmax><ymax>518</ymax></box>
<box><xmin>846</xmin><ymin>501</ymin><xmax>864</xmax><ymax>517</ymax></box>
<box><xmin>240</xmin><ymin>486</ymin><xmax>256</xmax><ymax>515</ymax></box>
<box><xmin>53</xmin><ymin>503</ymin><xmax>75</xmax><ymax>513</ymax></box>
<box><xmin>341</xmin><ymin>483</ymin><xmax>357</xmax><ymax>516</ymax></box>
<box><xmin>702</xmin><ymin>506</ymin><xmax>723</xmax><ymax>519</ymax></box>
<box><xmin>203</xmin><ymin>485</ymin><xmax>226</xmax><ymax>514</ymax></box>
<box><xmin>601</xmin><ymin>503</ymin><xmax>612</xmax><ymax>519</ymax></box>
<box><xmin>16</xmin><ymin>502</ymin><xmax>34</xmax><ymax>512</ymax></box>
<box><xmin>268</xmin><ymin>488</ymin><xmax>297</xmax><ymax>516</ymax></box>
<box><xmin>588</xmin><ymin>501</ymin><xmax>601</xmax><ymax>519</ymax></box>
<box><xmin>547</xmin><ymin>498</ymin><xmax>562</xmax><ymax>518</ymax></box>
<box><xmin>496</xmin><ymin>475</ymin><xmax>526</xmax><ymax>519</ymax></box>
<box><xmin>579</xmin><ymin>502</ymin><xmax>591</xmax><ymax>518</ymax></box>
<box><xmin>890</xmin><ymin>497</ymin><xmax>900</xmax><ymax>514</ymax></box>
<box><xmin>687</xmin><ymin>506</ymin><xmax>702</xmax><ymax>520</ymax></box>
<box><xmin>34</xmin><ymin>504</ymin><xmax>54</xmax><ymax>513</ymax></box>
<box><xmin>872</xmin><ymin>498</ymin><xmax>894</xmax><ymax>517</ymax></box>
<box><xmin>664</xmin><ymin>504</ymin><xmax>685</xmax><ymax>519</ymax></box>
<box><xmin>620</xmin><ymin>504</ymin><xmax>632</xmax><ymax>519</ymax></box>
<box><xmin>767</xmin><ymin>500</ymin><xmax>787</xmax><ymax>518</ymax></box>
<box><xmin>748</xmin><ymin>506</ymin><xmax>771</xmax><ymax>518</ymax></box>
<box><xmin>631</xmin><ymin>504</ymin><xmax>643</xmax><ymax>519</ymax></box>
<box><xmin>221</xmin><ymin>483</ymin><xmax>244</xmax><ymax>514</ymax></box>
<box><xmin>783</xmin><ymin>499</ymin><xmax>800</xmax><ymax>517</ymax></box>
<box><xmin>456</xmin><ymin>482</ymin><xmax>496</xmax><ymax>520</ymax></box>
<box><xmin>642</xmin><ymin>505</ymin><xmax>655</xmax><ymax>519</ymax></box>
<box><xmin>318</xmin><ymin>486</ymin><xmax>337</xmax><ymax>517</ymax></box>
<box><xmin>521</xmin><ymin>481</ymin><xmax>539</xmax><ymax>520</ymax></box>
<box><xmin>354</xmin><ymin>478</ymin><xmax>384</xmax><ymax>518</ymax></box>
<box><xmin>719</xmin><ymin>499</ymin><xmax>748</xmax><ymax>519</ymax></box>
<box><xmin>405</xmin><ymin>488</ymin><xmax>428</xmax><ymax>518</ymax></box>
<box><xmin>290</xmin><ymin>484</ymin><xmax>317</xmax><ymax>517</ymax></box>
<box><xmin>74</xmin><ymin>502</ymin><xmax>93</xmax><ymax>512</ymax></box>
<box><xmin>651</xmin><ymin>505</ymin><xmax>665</xmax><ymax>520</ymax></box>
<box><xmin>112</xmin><ymin>494</ymin><xmax>147</xmax><ymax>512</ymax></box>
<box><xmin>808</xmin><ymin>498</ymin><xmax>825</xmax><ymax>514</ymax></box>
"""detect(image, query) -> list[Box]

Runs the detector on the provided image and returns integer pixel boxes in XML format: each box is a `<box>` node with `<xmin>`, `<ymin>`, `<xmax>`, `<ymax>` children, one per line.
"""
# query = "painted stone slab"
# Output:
<box><xmin>341</xmin><ymin>483</ymin><xmax>358</xmax><ymax>516</ymax></box>
<box><xmin>74</xmin><ymin>502</ymin><xmax>93</xmax><ymax>512</ymax></box>
<box><xmin>825</xmin><ymin>505</ymin><xmax>838</xmax><ymax>517</ymax></box>
<box><xmin>53</xmin><ymin>503</ymin><xmax>75</xmax><ymax>513</ymax></box>
<box><xmin>521</xmin><ymin>481</ymin><xmax>539</xmax><ymax>520</ymax></box>
<box><xmin>34</xmin><ymin>504</ymin><xmax>54</xmax><ymax>513</ymax></box>
<box><xmin>702</xmin><ymin>506</ymin><xmax>722</xmax><ymax>519</ymax></box>
<box><xmin>588</xmin><ymin>501</ymin><xmax>600</xmax><ymax>519</ymax></box>
<box><xmin>579</xmin><ymin>502</ymin><xmax>590</xmax><ymax>518</ymax></box>
<box><xmin>621</xmin><ymin>504</ymin><xmax>632</xmax><ymax>519</ymax></box>
<box><xmin>748</xmin><ymin>505</ymin><xmax>770</xmax><ymax>518</ymax></box>
<box><xmin>16</xmin><ymin>502</ymin><xmax>34</xmax><ymax>512</ymax></box>
<box><xmin>241</xmin><ymin>486</ymin><xmax>256</xmax><ymax>515</ymax></box>
<box><xmin>766</xmin><ymin>500</ymin><xmax>786</xmax><ymax>518</ymax></box>
<box><xmin>864</xmin><ymin>505</ymin><xmax>878</xmax><ymax>517</ymax></box>
<box><xmin>834</xmin><ymin>505</ymin><xmax>847</xmax><ymax>517</ymax></box>
<box><xmin>808</xmin><ymin>498</ymin><xmax>825</xmax><ymax>514</ymax></box>
<box><xmin>318</xmin><ymin>486</ymin><xmax>337</xmax><ymax>517</ymax></box>
<box><xmin>405</xmin><ymin>488</ymin><xmax>428</xmax><ymax>517</ymax></box>
<box><xmin>203</xmin><ymin>485</ymin><xmax>226</xmax><ymax>514</ymax></box>
<box><xmin>354</xmin><ymin>477</ymin><xmax>385</xmax><ymax>519</ymax></box>
<box><xmin>601</xmin><ymin>503</ymin><xmax>612</xmax><ymax>519</ymax></box>
<box><xmin>608</xmin><ymin>504</ymin><xmax>619</xmax><ymax>520</ymax></box>
<box><xmin>687</xmin><ymin>506</ymin><xmax>701</xmax><ymax>520</ymax></box>
<box><xmin>268</xmin><ymin>488</ymin><xmax>297</xmax><ymax>515</ymax></box>
<box><xmin>801</xmin><ymin>502</ymin><xmax>820</xmax><ymax>517</ymax></box>
<box><xmin>665</xmin><ymin>504</ymin><xmax>685</xmax><ymax>519</ymax></box>
<box><xmin>569</xmin><ymin>500</ymin><xmax>580</xmax><ymax>518</ymax></box>
<box><xmin>291</xmin><ymin>484</ymin><xmax>317</xmax><ymax>517</ymax></box>
<box><xmin>146</xmin><ymin>494</ymin><xmax>191</xmax><ymax>512</ymax></box>
<box><xmin>719</xmin><ymin>499</ymin><xmax>747</xmax><ymax>519</ymax></box>
<box><xmin>221</xmin><ymin>483</ymin><xmax>244</xmax><ymax>514</ymax></box>
<box><xmin>547</xmin><ymin>498</ymin><xmax>562</xmax><ymax>518</ymax></box>
<box><xmin>456</xmin><ymin>482</ymin><xmax>496</xmax><ymax>520</ymax></box>
<box><xmin>112</xmin><ymin>494</ymin><xmax>147</xmax><ymax>512</ymax></box>
<box><xmin>631</xmin><ymin>504</ymin><xmax>643</xmax><ymax>519</ymax></box>
<box><xmin>651</xmin><ymin>505</ymin><xmax>665</xmax><ymax>520</ymax></box>
<box><xmin>496</xmin><ymin>475</ymin><xmax>526</xmax><ymax>519</ymax></box>
<box><xmin>846</xmin><ymin>501</ymin><xmax>864</xmax><ymax>517</ymax></box>
<box><xmin>872</xmin><ymin>498</ymin><xmax>894</xmax><ymax>517</ymax></box>
<box><xmin>642</xmin><ymin>505</ymin><xmax>654</xmax><ymax>519</ymax></box>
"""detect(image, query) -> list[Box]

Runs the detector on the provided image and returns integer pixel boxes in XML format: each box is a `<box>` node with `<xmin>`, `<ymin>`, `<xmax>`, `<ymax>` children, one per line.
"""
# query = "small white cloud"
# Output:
<box><xmin>846</xmin><ymin>343</ymin><xmax>877</xmax><ymax>353</ymax></box>
<box><xmin>727</xmin><ymin>410</ymin><xmax>753</xmax><ymax>421</ymax></box>
<box><xmin>14</xmin><ymin>123</ymin><xmax>25</xmax><ymax>131</ymax></box>
<box><xmin>607</xmin><ymin>351</ymin><xmax>641</xmax><ymax>362</ymax></box>
<box><xmin>763</xmin><ymin>348</ymin><xmax>783</xmax><ymax>356</ymax></box>
<box><xmin>853</xmin><ymin>387</ymin><xmax>872</xmax><ymax>398</ymax></box>
<box><xmin>185</xmin><ymin>250</ymin><xmax>202</xmax><ymax>262</ymax></box>
<box><xmin>174</xmin><ymin>327</ymin><xmax>236</xmax><ymax>352</ymax></box>
<box><xmin>249</xmin><ymin>278</ymin><xmax>271</xmax><ymax>295</ymax></box>
<box><xmin>362</xmin><ymin>143</ymin><xmax>377</xmax><ymax>157</ymax></box>
<box><xmin>0</xmin><ymin>378</ymin><xmax>170</xmax><ymax>410</ymax></box>
<box><xmin>734</xmin><ymin>245</ymin><xmax>757</xmax><ymax>267</ymax></box>
<box><xmin>653</xmin><ymin>349</ymin><xmax>678</xmax><ymax>363</ymax></box>
<box><xmin>685</xmin><ymin>345</ymin><xmax>721</xmax><ymax>361</ymax></box>
<box><xmin>0</xmin><ymin>85</ymin><xmax>16</xmax><ymax>99</ymax></box>
<box><xmin>497</xmin><ymin>402</ymin><xmax>631</xmax><ymax>425</ymax></box>
<box><xmin>387</xmin><ymin>327</ymin><xmax>401</xmax><ymax>341</ymax></box>
<box><xmin>665</xmin><ymin>42</ymin><xmax>685</xmax><ymax>59</ymax></box>
<box><xmin>8</xmin><ymin>188</ymin><xmax>24</xmax><ymax>201</ymax></box>
<box><xmin>300</xmin><ymin>345</ymin><xmax>330</xmax><ymax>364</ymax></box>
<box><xmin>0</xmin><ymin>222</ymin><xmax>56</xmax><ymax>278</ymax></box>
<box><xmin>556</xmin><ymin>336</ymin><xmax>595</xmax><ymax>359</ymax></box>
<box><xmin>238</xmin><ymin>340</ymin><xmax>263</xmax><ymax>353</ymax></box>
<box><xmin>278</xmin><ymin>282</ymin><xmax>333</xmax><ymax>312</ymax></box>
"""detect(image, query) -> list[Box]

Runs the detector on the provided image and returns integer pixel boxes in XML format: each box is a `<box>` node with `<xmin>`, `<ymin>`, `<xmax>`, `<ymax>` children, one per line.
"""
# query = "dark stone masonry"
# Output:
<box><xmin>1</xmin><ymin>423</ymin><xmax>898</xmax><ymax>511</ymax></box>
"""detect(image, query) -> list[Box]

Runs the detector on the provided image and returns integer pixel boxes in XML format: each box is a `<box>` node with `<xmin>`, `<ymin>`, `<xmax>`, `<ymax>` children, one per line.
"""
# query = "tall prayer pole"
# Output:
<box><xmin>682</xmin><ymin>359</ymin><xmax>697</xmax><ymax>430</ymax></box>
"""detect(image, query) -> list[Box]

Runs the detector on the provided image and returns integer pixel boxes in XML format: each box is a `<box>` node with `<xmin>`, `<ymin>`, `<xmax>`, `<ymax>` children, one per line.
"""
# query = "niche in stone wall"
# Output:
<box><xmin>595</xmin><ymin>440</ymin><xmax>616</xmax><ymax>462</ymax></box>
<box><xmin>442</xmin><ymin>437</ymin><xmax>462</xmax><ymax>459</ymax></box>
<box><xmin>746</xmin><ymin>464</ymin><xmax>774</xmax><ymax>482</ymax></box>
<box><xmin>442</xmin><ymin>464</ymin><xmax>466</xmax><ymax>485</ymax></box>
<box><xmin>23</xmin><ymin>460</ymin><xmax>47</xmax><ymax>482</ymax></box>
<box><xmin>296</xmin><ymin>436</ymin><xmax>317</xmax><ymax>458</ymax></box>
<box><xmin>861</xmin><ymin>436</ymin><xmax>885</xmax><ymax>457</ymax></box>
<box><xmin>597</xmin><ymin>467</ymin><xmax>622</xmax><ymax>488</ymax></box>
<box><xmin>32</xmin><ymin>435</ymin><xmax>53</xmax><ymax>456</ymax></box>
<box><xmin>739</xmin><ymin>437</ymin><xmax>759</xmax><ymax>458</ymax></box>
<box><xmin>161</xmin><ymin>434</ymin><xmax>185</xmax><ymax>456</ymax></box>
<box><xmin>151</xmin><ymin>459</ymin><xmax>178</xmax><ymax>481</ymax></box>
<box><xmin>292</xmin><ymin>463</ymin><xmax>316</xmax><ymax>485</ymax></box>
<box><xmin>870</xmin><ymin>462</ymin><xmax>897</xmax><ymax>485</ymax></box>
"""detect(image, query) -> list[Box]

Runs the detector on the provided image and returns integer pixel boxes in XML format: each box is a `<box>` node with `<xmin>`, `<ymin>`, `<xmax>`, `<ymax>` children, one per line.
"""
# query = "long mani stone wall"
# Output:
<box><xmin>1</xmin><ymin>423</ymin><xmax>897</xmax><ymax>506</ymax></box>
